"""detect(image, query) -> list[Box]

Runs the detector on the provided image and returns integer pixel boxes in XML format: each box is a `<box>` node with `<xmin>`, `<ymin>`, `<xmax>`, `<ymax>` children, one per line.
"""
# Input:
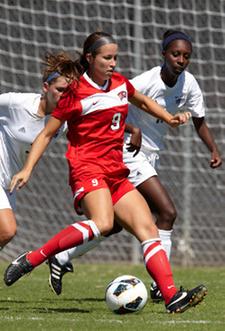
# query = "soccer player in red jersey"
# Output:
<box><xmin>51</xmin><ymin>29</ymin><xmax>221</xmax><ymax>303</ymax></box>
<box><xmin>4</xmin><ymin>31</ymin><xmax>207</xmax><ymax>313</ymax></box>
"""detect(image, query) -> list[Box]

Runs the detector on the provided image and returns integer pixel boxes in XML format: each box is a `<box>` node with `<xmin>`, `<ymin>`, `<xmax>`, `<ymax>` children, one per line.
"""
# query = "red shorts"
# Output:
<box><xmin>70</xmin><ymin>173</ymin><xmax>135</xmax><ymax>215</ymax></box>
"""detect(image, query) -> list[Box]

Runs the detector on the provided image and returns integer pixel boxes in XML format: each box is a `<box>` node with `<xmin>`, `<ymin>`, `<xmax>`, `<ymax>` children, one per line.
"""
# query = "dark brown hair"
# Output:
<box><xmin>75</xmin><ymin>31</ymin><xmax>117</xmax><ymax>72</ymax></box>
<box><xmin>42</xmin><ymin>52</ymin><xmax>81</xmax><ymax>83</ymax></box>
<box><xmin>42</xmin><ymin>32</ymin><xmax>116</xmax><ymax>83</ymax></box>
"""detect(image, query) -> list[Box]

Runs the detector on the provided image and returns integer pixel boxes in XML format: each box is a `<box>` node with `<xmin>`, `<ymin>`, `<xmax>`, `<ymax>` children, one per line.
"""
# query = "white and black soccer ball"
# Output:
<box><xmin>105</xmin><ymin>275</ymin><xmax>148</xmax><ymax>314</ymax></box>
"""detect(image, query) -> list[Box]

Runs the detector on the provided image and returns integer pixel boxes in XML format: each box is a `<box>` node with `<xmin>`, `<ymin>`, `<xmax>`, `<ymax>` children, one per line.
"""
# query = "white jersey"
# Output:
<box><xmin>0</xmin><ymin>92</ymin><xmax>66</xmax><ymax>190</ymax></box>
<box><xmin>127</xmin><ymin>66</ymin><xmax>205</xmax><ymax>154</ymax></box>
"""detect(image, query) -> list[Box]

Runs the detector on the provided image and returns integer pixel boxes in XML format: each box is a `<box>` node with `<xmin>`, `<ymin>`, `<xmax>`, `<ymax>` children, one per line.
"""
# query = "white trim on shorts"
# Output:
<box><xmin>0</xmin><ymin>185</ymin><xmax>16</xmax><ymax>210</ymax></box>
<box><xmin>123</xmin><ymin>147</ymin><xmax>159</xmax><ymax>187</ymax></box>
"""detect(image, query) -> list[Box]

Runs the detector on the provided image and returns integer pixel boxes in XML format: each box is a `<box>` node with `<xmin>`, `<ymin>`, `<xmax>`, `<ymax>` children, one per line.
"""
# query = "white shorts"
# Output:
<box><xmin>0</xmin><ymin>185</ymin><xmax>16</xmax><ymax>210</ymax></box>
<box><xmin>123</xmin><ymin>147</ymin><xmax>159</xmax><ymax>187</ymax></box>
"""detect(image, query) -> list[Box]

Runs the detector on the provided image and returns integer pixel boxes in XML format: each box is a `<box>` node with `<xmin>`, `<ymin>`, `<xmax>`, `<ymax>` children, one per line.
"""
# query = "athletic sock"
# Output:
<box><xmin>142</xmin><ymin>238</ymin><xmax>177</xmax><ymax>304</ymax></box>
<box><xmin>158</xmin><ymin>229</ymin><xmax>173</xmax><ymax>260</ymax></box>
<box><xmin>56</xmin><ymin>236</ymin><xmax>105</xmax><ymax>265</ymax></box>
<box><xmin>151</xmin><ymin>229</ymin><xmax>173</xmax><ymax>288</ymax></box>
<box><xmin>26</xmin><ymin>220</ymin><xmax>100</xmax><ymax>267</ymax></box>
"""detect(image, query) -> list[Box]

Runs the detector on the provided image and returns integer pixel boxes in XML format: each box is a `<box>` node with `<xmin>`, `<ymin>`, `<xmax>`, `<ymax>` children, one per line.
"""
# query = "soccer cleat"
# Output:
<box><xmin>47</xmin><ymin>256</ymin><xmax>74</xmax><ymax>295</ymax></box>
<box><xmin>150</xmin><ymin>282</ymin><xmax>163</xmax><ymax>303</ymax></box>
<box><xmin>166</xmin><ymin>284</ymin><xmax>207</xmax><ymax>313</ymax></box>
<box><xmin>4</xmin><ymin>251</ymin><xmax>33</xmax><ymax>286</ymax></box>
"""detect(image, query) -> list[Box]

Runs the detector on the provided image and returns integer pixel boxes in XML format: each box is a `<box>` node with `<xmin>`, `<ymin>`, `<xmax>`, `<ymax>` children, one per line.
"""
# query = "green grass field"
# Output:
<box><xmin>0</xmin><ymin>262</ymin><xmax>225</xmax><ymax>331</ymax></box>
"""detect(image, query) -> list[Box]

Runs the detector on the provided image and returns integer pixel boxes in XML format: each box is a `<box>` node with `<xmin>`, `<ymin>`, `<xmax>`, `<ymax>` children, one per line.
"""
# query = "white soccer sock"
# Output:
<box><xmin>55</xmin><ymin>236</ymin><xmax>105</xmax><ymax>265</ymax></box>
<box><xmin>152</xmin><ymin>229</ymin><xmax>173</xmax><ymax>288</ymax></box>
<box><xmin>158</xmin><ymin>229</ymin><xmax>173</xmax><ymax>260</ymax></box>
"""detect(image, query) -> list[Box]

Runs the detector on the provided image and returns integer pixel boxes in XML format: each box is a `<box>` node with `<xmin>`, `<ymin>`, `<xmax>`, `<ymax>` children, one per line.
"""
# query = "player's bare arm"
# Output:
<box><xmin>10</xmin><ymin>117</ymin><xmax>64</xmax><ymax>192</ymax></box>
<box><xmin>192</xmin><ymin>116</ymin><xmax>222</xmax><ymax>168</ymax></box>
<box><xmin>129</xmin><ymin>89</ymin><xmax>191</xmax><ymax>127</ymax></box>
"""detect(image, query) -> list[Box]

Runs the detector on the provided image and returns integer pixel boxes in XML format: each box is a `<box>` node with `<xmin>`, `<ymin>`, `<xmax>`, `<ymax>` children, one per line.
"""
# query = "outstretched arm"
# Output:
<box><xmin>192</xmin><ymin>117</ymin><xmax>222</xmax><ymax>168</ymax></box>
<box><xmin>10</xmin><ymin>117</ymin><xmax>64</xmax><ymax>192</ymax></box>
<box><xmin>129</xmin><ymin>89</ymin><xmax>191</xmax><ymax>127</ymax></box>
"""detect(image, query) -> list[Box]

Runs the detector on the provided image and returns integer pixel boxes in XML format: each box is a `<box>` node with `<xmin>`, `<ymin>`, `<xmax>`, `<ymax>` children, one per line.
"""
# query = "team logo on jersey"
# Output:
<box><xmin>117</xmin><ymin>91</ymin><xmax>127</xmax><ymax>101</ymax></box>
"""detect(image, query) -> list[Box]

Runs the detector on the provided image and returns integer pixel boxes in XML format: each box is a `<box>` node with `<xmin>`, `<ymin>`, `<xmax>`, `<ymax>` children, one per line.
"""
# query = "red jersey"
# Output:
<box><xmin>52</xmin><ymin>72</ymin><xmax>135</xmax><ymax>179</ymax></box>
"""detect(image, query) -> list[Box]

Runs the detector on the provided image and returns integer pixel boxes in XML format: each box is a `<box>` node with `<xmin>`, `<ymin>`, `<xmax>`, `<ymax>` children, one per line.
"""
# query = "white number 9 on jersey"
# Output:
<box><xmin>111</xmin><ymin>112</ymin><xmax>121</xmax><ymax>130</ymax></box>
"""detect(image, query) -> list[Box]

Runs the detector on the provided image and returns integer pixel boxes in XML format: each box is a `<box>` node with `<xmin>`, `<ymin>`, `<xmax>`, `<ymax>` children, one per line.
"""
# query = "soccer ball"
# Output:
<box><xmin>105</xmin><ymin>275</ymin><xmax>148</xmax><ymax>314</ymax></box>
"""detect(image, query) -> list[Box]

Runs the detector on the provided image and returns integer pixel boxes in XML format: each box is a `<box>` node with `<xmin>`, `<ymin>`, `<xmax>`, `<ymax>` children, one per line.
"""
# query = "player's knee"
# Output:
<box><xmin>157</xmin><ymin>206</ymin><xmax>177</xmax><ymax>229</ymax></box>
<box><xmin>135</xmin><ymin>221</ymin><xmax>159</xmax><ymax>242</ymax></box>
<box><xmin>105</xmin><ymin>222</ymin><xmax>123</xmax><ymax>237</ymax></box>
<box><xmin>165</xmin><ymin>206</ymin><xmax>177</xmax><ymax>225</ymax></box>
<box><xmin>95</xmin><ymin>219</ymin><xmax>114</xmax><ymax>236</ymax></box>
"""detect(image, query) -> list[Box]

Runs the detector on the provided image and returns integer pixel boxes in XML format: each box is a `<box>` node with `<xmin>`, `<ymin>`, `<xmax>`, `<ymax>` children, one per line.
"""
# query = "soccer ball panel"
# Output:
<box><xmin>105</xmin><ymin>275</ymin><xmax>148</xmax><ymax>314</ymax></box>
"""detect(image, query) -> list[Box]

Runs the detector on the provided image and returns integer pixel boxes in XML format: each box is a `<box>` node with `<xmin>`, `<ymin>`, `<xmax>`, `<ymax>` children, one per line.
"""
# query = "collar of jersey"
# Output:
<box><xmin>83</xmin><ymin>72</ymin><xmax>109</xmax><ymax>91</ymax></box>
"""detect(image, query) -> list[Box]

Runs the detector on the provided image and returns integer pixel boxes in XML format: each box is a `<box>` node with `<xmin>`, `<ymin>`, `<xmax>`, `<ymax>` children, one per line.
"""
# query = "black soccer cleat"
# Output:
<box><xmin>150</xmin><ymin>282</ymin><xmax>163</xmax><ymax>303</ymax></box>
<box><xmin>4</xmin><ymin>251</ymin><xmax>34</xmax><ymax>286</ymax></box>
<box><xmin>166</xmin><ymin>284</ymin><xmax>207</xmax><ymax>313</ymax></box>
<box><xmin>47</xmin><ymin>256</ymin><xmax>74</xmax><ymax>295</ymax></box>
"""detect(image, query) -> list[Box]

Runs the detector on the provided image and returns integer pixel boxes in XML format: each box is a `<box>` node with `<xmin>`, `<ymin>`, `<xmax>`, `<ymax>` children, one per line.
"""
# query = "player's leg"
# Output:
<box><xmin>137</xmin><ymin>175</ymin><xmax>176</xmax><ymax>301</ymax></box>
<box><xmin>4</xmin><ymin>187</ymin><xmax>115</xmax><ymax>286</ymax></box>
<box><xmin>47</xmin><ymin>218</ymin><xmax>122</xmax><ymax>294</ymax></box>
<box><xmin>46</xmin><ymin>175</ymin><xmax>131</xmax><ymax>294</ymax></box>
<box><xmin>55</xmin><ymin>218</ymin><xmax>122</xmax><ymax>264</ymax></box>
<box><xmin>0</xmin><ymin>187</ymin><xmax>17</xmax><ymax>248</ymax></box>
<box><xmin>114</xmin><ymin>188</ymin><xmax>177</xmax><ymax>302</ymax></box>
<box><xmin>124</xmin><ymin>150</ymin><xmax>176</xmax><ymax>259</ymax></box>
<box><xmin>113</xmin><ymin>188</ymin><xmax>207</xmax><ymax>313</ymax></box>
<box><xmin>47</xmin><ymin>186</ymin><xmax>117</xmax><ymax>294</ymax></box>
<box><xmin>138</xmin><ymin>175</ymin><xmax>176</xmax><ymax>233</ymax></box>
<box><xmin>124</xmin><ymin>150</ymin><xmax>177</xmax><ymax>301</ymax></box>
<box><xmin>48</xmin><ymin>153</ymin><xmax>175</xmax><ymax>295</ymax></box>
<box><xmin>48</xmin><ymin>151</ymin><xmax>154</xmax><ymax>283</ymax></box>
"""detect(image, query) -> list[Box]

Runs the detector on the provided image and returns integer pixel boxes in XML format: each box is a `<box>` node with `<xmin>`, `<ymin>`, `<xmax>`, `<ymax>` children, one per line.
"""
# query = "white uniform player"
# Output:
<box><xmin>0</xmin><ymin>92</ymin><xmax>65</xmax><ymax>210</ymax></box>
<box><xmin>124</xmin><ymin>65</ymin><xmax>205</xmax><ymax>186</ymax></box>
<box><xmin>0</xmin><ymin>51</ymin><xmax>78</xmax><ymax>250</ymax></box>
